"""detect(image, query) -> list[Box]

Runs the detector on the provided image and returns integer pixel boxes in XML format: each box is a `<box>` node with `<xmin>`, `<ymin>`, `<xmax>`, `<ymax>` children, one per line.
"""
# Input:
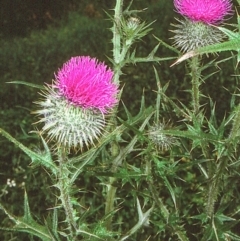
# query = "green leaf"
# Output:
<box><xmin>126</xmin><ymin>44</ymin><xmax>175</xmax><ymax>64</ymax></box>
<box><xmin>161</xmin><ymin>129</ymin><xmax>218</xmax><ymax>143</ymax></box>
<box><xmin>23</xmin><ymin>190</ymin><xmax>33</xmax><ymax>223</ymax></box>
<box><xmin>0</xmin><ymin>128</ymin><xmax>57</xmax><ymax>175</ymax></box>
<box><xmin>225</xmin><ymin>231</ymin><xmax>240</xmax><ymax>241</ymax></box>
<box><xmin>215</xmin><ymin>213</ymin><xmax>236</xmax><ymax>223</ymax></box>
<box><xmin>113</xmin><ymin>110</ymin><xmax>154</xmax><ymax>172</ymax></box>
<box><xmin>153</xmin><ymin>66</ymin><xmax>161</xmax><ymax>123</ymax></box>
<box><xmin>154</xmin><ymin>158</ymin><xmax>177</xmax><ymax>209</ymax></box>
<box><xmin>121</xmin><ymin>101</ymin><xmax>133</xmax><ymax>121</ymax></box>
<box><xmin>43</xmin><ymin>208</ymin><xmax>60</xmax><ymax>241</ymax></box>
<box><xmin>0</xmin><ymin>192</ymin><xmax>52</xmax><ymax>241</ymax></box>
<box><xmin>163</xmin><ymin>176</ymin><xmax>177</xmax><ymax>209</ymax></box>
<box><xmin>154</xmin><ymin>34</ymin><xmax>180</xmax><ymax>54</ymax></box>
<box><xmin>175</xmin><ymin>230</ymin><xmax>190</xmax><ymax>241</ymax></box>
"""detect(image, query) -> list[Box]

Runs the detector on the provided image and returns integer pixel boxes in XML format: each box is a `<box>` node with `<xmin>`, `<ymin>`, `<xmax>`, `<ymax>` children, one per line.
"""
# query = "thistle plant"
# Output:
<box><xmin>1</xmin><ymin>0</ymin><xmax>240</xmax><ymax>241</ymax></box>
<box><xmin>172</xmin><ymin>0</ymin><xmax>233</xmax><ymax>114</ymax></box>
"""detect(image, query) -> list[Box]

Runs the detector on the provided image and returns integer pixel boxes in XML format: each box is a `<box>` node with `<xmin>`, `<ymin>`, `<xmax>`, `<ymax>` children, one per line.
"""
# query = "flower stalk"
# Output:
<box><xmin>228</xmin><ymin>104</ymin><xmax>240</xmax><ymax>141</ymax></box>
<box><xmin>205</xmin><ymin>157</ymin><xmax>228</xmax><ymax>217</ymax></box>
<box><xmin>57</xmin><ymin>146</ymin><xmax>77</xmax><ymax>239</ymax></box>
<box><xmin>205</xmin><ymin>105</ymin><xmax>240</xmax><ymax>217</ymax></box>
<box><xmin>104</xmin><ymin>0</ymin><xmax>124</xmax><ymax>230</ymax></box>
<box><xmin>191</xmin><ymin>56</ymin><xmax>201</xmax><ymax>114</ymax></box>
<box><xmin>113</xmin><ymin>0</ymin><xmax>123</xmax><ymax>65</ymax></box>
<box><xmin>104</xmin><ymin>177</ymin><xmax>118</xmax><ymax>230</ymax></box>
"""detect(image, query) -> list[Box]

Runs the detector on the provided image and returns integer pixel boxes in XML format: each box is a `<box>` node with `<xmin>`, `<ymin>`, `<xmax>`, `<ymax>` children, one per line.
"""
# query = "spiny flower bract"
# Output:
<box><xmin>56</xmin><ymin>56</ymin><xmax>118</xmax><ymax>114</ymax></box>
<box><xmin>35</xmin><ymin>85</ymin><xmax>106</xmax><ymax>151</ymax></box>
<box><xmin>174</xmin><ymin>0</ymin><xmax>232</xmax><ymax>24</ymax></box>
<box><xmin>148</xmin><ymin>122</ymin><xmax>178</xmax><ymax>151</ymax></box>
<box><xmin>171</xmin><ymin>18</ymin><xmax>225</xmax><ymax>52</ymax></box>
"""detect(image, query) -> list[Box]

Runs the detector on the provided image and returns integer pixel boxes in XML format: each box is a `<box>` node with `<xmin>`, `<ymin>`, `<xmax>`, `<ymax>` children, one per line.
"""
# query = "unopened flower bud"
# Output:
<box><xmin>148</xmin><ymin>122</ymin><xmax>178</xmax><ymax>151</ymax></box>
<box><xmin>127</xmin><ymin>17</ymin><xmax>140</xmax><ymax>30</ymax></box>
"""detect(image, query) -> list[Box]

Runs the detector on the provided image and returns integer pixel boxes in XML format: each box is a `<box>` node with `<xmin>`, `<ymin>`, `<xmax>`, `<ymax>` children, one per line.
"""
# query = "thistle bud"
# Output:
<box><xmin>148</xmin><ymin>122</ymin><xmax>178</xmax><ymax>151</ymax></box>
<box><xmin>127</xmin><ymin>17</ymin><xmax>140</xmax><ymax>31</ymax></box>
<box><xmin>171</xmin><ymin>18</ymin><xmax>225</xmax><ymax>52</ymax></box>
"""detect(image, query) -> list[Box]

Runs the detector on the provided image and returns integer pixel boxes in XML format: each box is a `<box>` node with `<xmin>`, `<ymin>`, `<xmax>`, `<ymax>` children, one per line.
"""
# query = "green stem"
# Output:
<box><xmin>205</xmin><ymin>158</ymin><xmax>227</xmax><ymax>217</ymax></box>
<box><xmin>104</xmin><ymin>0</ymin><xmax>124</xmax><ymax>229</ymax></box>
<box><xmin>104</xmin><ymin>177</ymin><xmax>118</xmax><ymax>230</ymax></box>
<box><xmin>113</xmin><ymin>0</ymin><xmax>123</xmax><ymax>66</ymax></box>
<box><xmin>228</xmin><ymin>104</ymin><xmax>240</xmax><ymax>141</ymax></box>
<box><xmin>112</xmin><ymin>0</ymin><xmax>131</xmax><ymax>86</ymax></box>
<box><xmin>191</xmin><ymin>56</ymin><xmax>201</xmax><ymax>114</ymax></box>
<box><xmin>105</xmin><ymin>116</ymin><xmax>120</xmax><ymax>230</ymax></box>
<box><xmin>146</xmin><ymin>159</ymin><xmax>169</xmax><ymax>221</ymax></box>
<box><xmin>58</xmin><ymin>147</ymin><xmax>76</xmax><ymax>238</ymax></box>
<box><xmin>206</xmin><ymin>106</ymin><xmax>240</xmax><ymax>217</ymax></box>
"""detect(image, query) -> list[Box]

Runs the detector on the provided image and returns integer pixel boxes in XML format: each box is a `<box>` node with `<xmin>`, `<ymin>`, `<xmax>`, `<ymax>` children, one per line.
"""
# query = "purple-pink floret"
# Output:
<box><xmin>174</xmin><ymin>0</ymin><xmax>232</xmax><ymax>24</ymax></box>
<box><xmin>56</xmin><ymin>56</ymin><xmax>118</xmax><ymax>113</ymax></box>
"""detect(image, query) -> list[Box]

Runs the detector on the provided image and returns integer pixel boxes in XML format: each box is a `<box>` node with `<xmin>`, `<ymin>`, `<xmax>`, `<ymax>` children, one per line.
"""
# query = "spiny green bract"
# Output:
<box><xmin>171</xmin><ymin>18</ymin><xmax>224</xmax><ymax>52</ymax></box>
<box><xmin>148</xmin><ymin>122</ymin><xmax>178</xmax><ymax>151</ymax></box>
<box><xmin>34</xmin><ymin>85</ymin><xmax>106</xmax><ymax>152</ymax></box>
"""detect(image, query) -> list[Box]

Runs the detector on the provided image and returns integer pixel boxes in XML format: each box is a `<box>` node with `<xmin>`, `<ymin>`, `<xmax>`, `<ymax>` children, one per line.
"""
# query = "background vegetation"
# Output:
<box><xmin>0</xmin><ymin>0</ymin><xmax>239</xmax><ymax>240</ymax></box>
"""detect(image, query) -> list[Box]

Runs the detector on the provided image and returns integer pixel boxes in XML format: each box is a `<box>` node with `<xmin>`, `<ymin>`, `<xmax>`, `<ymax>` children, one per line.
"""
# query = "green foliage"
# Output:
<box><xmin>173</xmin><ymin>2</ymin><xmax>240</xmax><ymax>65</ymax></box>
<box><xmin>1</xmin><ymin>0</ymin><xmax>240</xmax><ymax>241</ymax></box>
<box><xmin>0</xmin><ymin>192</ymin><xmax>53</xmax><ymax>241</ymax></box>
<box><xmin>0</xmin><ymin>128</ymin><xmax>57</xmax><ymax>175</ymax></box>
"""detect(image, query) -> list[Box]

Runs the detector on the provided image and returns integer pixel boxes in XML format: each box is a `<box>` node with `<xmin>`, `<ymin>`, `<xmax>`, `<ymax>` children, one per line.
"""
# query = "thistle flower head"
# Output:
<box><xmin>148</xmin><ymin>122</ymin><xmax>178</xmax><ymax>151</ymax></box>
<box><xmin>171</xmin><ymin>18</ymin><xmax>225</xmax><ymax>52</ymax></box>
<box><xmin>174</xmin><ymin>0</ymin><xmax>232</xmax><ymax>24</ymax></box>
<box><xmin>56</xmin><ymin>56</ymin><xmax>118</xmax><ymax>113</ymax></box>
<box><xmin>34</xmin><ymin>56</ymin><xmax>118</xmax><ymax>151</ymax></box>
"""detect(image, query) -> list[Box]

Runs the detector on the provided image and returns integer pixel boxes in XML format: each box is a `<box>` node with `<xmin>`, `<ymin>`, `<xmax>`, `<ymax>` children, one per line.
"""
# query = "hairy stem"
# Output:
<box><xmin>228</xmin><ymin>104</ymin><xmax>240</xmax><ymax>141</ymax></box>
<box><xmin>112</xmin><ymin>0</ymin><xmax>131</xmax><ymax>86</ymax></box>
<box><xmin>112</xmin><ymin>0</ymin><xmax>123</xmax><ymax>88</ymax></box>
<box><xmin>205</xmin><ymin>105</ymin><xmax>240</xmax><ymax>217</ymax></box>
<box><xmin>113</xmin><ymin>0</ymin><xmax>123</xmax><ymax>66</ymax></box>
<box><xmin>104</xmin><ymin>177</ymin><xmax>118</xmax><ymax>230</ymax></box>
<box><xmin>58</xmin><ymin>147</ymin><xmax>76</xmax><ymax>238</ymax></box>
<box><xmin>191</xmin><ymin>56</ymin><xmax>201</xmax><ymax>114</ymax></box>
<box><xmin>104</xmin><ymin>123</ymin><xmax>120</xmax><ymax>230</ymax></box>
<box><xmin>205</xmin><ymin>158</ymin><xmax>228</xmax><ymax>217</ymax></box>
<box><xmin>104</xmin><ymin>0</ymin><xmax>124</xmax><ymax>230</ymax></box>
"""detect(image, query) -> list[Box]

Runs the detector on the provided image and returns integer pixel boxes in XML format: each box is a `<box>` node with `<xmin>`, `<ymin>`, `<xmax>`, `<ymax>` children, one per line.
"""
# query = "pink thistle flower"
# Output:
<box><xmin>174</xmin><ymin>0</ymin><xmax>232</xmax><ymax>24</ymax></box>
<box><xmin>56</xmin><ymin>56</ymin><xmax>118</xmax><ymax>113</ymax></box>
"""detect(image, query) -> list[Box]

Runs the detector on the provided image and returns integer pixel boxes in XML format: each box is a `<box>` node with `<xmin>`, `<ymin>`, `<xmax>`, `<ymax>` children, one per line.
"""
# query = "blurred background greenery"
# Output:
<box><xmin>0</xmin><ymin>0</ymin><xmax>239</xmax><ymax>240</ymax></box>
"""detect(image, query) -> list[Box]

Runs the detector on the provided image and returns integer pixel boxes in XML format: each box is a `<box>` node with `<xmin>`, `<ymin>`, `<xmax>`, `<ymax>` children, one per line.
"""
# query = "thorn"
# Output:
<box><xmin>136</xmin><ymin>198</ymin><xmax>153</xmax><ymax>227</ymax></box>
<box><xmin>170</xmin><ymin>50</ymin><xmax>197</xmax><ymax>67</ymax></box>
